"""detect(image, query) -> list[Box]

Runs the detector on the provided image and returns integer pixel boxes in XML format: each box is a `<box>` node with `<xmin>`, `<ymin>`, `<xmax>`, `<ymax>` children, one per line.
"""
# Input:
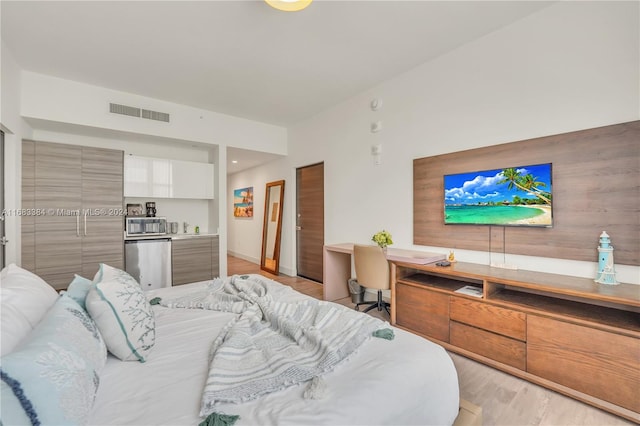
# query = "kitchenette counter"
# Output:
<box><xmin>124</xmin><ymin>233</ymin><xmax>218</xmax><ymax>241</ymax></box>
<box><xmin>170</xmin><ymin>233</ymin><xmax>218</xmax><ymax>240</ymax></box>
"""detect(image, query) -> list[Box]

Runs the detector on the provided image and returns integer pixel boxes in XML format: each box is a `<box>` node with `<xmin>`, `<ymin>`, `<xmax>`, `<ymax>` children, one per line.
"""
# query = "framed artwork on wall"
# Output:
<box><xmin>234</xmin><ymin>186</ymin><xmax>254</xmax><ymax>218</ymax></box>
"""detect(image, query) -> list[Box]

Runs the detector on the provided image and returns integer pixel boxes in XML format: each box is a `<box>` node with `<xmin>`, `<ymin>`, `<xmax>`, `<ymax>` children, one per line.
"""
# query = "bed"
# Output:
<box><xmin>0</xmin><ymin>264</ymin><xmax>460</xmax><ymax>426</ymax></box>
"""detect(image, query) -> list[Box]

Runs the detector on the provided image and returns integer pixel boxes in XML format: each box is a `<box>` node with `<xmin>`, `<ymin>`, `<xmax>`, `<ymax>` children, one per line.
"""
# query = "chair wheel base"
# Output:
<box><xmin>354</xmin><ymin>290</ymin><xmax>390</xmax><ymax>315</ymax></box>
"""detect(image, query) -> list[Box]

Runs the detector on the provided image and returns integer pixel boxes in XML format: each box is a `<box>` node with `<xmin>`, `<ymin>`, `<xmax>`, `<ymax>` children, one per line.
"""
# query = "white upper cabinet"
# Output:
<box><xmin>124</xmin><ymin>155</ymin><xmax>214</xmax><ymax>199</ymax></box>
<box><xmin>170</xmin><ymin>159</ymin><xmax>214</xmax><ymax>199</ymax></box>
<box><xmin>124</xmin><ymin>156</ymin><xmax>171</xmax><ymax>197</ymax></box>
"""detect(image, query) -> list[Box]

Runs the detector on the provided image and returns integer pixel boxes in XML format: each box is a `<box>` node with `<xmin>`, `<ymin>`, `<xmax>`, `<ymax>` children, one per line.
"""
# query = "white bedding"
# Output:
<box><xmin>88</xmin><ymin>278</ymin><xmax>460</xmax><ymax>425</ymax></box>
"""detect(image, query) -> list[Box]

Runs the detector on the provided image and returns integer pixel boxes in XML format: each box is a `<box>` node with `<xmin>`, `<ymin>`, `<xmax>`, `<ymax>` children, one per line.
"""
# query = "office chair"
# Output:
<box><xmin>353</xmin><ymin>244</ymin><xmax>391</xmax><ymax>315</ymax></box>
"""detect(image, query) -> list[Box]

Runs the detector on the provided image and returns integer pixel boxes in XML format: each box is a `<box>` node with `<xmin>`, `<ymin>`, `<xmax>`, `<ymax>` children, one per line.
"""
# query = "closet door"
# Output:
<box><xmin>81</xmin><ymin>147</ymin><xmax>124</xmax><ymax>277</ymax></box>
<box><xmin>34</xmin><ymin>141</ymin><xmax>82</xmax><ymax>289</ymax></box>
<box><xmin>21</xmin><ymin>141</ymin><xmax>36</xmax><ymax>271</ymax></box>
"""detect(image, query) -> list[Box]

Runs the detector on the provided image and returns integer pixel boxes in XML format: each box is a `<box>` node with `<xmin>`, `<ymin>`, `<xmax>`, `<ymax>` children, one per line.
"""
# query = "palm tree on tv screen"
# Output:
<box><xmin>498</xmin><ymin>168</ymin><xmax>551</xmax><ymax>205</ymax></box>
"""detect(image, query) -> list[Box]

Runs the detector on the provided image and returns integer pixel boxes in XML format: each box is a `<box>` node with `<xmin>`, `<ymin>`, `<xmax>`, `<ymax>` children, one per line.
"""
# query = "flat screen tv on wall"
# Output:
<box><xmin>444</xmin><ymin>163</ymin><xmax>553</xmax><ymax>227</ymax></box>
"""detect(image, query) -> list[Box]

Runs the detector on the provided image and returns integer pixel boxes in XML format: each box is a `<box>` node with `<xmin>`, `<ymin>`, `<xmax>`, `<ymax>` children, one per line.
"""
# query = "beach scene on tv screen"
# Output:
<box><xmin>444</xmin><ymin>163</ymin><xmax>552</xmax><ymax>227</ymax></box>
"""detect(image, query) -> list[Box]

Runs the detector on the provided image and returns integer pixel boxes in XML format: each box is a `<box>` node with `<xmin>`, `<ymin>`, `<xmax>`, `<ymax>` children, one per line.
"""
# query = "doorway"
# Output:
<box><xmin>296</xmin><ymin>162</ymin><xmax>324</xmax><ymax>283</ymax></box>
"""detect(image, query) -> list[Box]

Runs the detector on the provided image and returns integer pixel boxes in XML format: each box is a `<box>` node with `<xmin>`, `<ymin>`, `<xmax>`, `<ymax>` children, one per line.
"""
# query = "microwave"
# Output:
<box><xmin>126</xmin><ymin>217</ymin><xmax>167</xmax><ymax>237</ymax></box>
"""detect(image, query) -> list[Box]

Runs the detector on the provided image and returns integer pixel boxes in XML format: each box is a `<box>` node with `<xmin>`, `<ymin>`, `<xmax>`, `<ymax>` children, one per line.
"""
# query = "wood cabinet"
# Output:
<box><xmin>124</xmin><ymin>155</ymin><xmax>214</xmax><ymax>199</ymax></box>
<box><xmin>396</xmin><ymin>283</ymin><xmax>450</xmax><ymax>342</ymax></box>
<box><xmin>528</xmin><ymin>315</ymin><xmax>640</xmax><ymax>415</ymax></box>
<box><xmin>391</xmin><ymin>261</ymin><xmax>640</xmax><ymax>423</ymax></box>
<box><xmin>171</xmin><ymin>235</ymin><xmax>219</xmax><ymax>285</ymax></box>
<box><xmin>33</xmin><ymin>141</ymin><xmax>83</xmax><ymax>288</ymax></box>
<box><xmin>21</xmin><ymin>141</ymin><xmax>36</xmax><ymax>271</ymax></box>
<box><xmin>21</xmin><ymin>140</ymin><xmax>124</xmax><ymax>290</ymax></box>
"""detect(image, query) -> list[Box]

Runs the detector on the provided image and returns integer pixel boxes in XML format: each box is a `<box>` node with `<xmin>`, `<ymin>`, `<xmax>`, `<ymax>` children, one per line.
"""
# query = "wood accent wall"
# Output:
<box><xmin>414</xmin><ymin>121</ymin><xmax>639</xmax><ymax>266</ymax></box>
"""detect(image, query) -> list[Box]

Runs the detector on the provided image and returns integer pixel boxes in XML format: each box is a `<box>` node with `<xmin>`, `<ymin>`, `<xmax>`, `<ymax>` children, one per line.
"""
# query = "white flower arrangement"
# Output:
<box><xmin>372</xmin><ymin>230</ymin><xmax>393</xmax><ymax>248</ymax></box>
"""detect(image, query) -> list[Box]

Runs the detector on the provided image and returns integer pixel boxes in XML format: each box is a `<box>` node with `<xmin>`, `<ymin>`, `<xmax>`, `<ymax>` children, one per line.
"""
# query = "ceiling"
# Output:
<box><xmin>1</xmin><ymin>0</ymin><xmax>553</xmax><ymax>172</ymax></box>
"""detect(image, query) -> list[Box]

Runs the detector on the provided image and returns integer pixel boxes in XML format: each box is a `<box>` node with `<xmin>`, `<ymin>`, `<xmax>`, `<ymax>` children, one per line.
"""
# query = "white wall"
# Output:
<box><xmin>229</xmin><ymin>1</ymin><xmax>640</xmax><ymax>283</ymax></box>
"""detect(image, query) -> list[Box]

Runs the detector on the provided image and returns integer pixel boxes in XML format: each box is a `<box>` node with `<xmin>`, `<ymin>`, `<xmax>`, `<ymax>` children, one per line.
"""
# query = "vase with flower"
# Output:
<box><xmin>372</xmin><ymin>230</ymin><xmax>393</xmax><ymax>254</ymax></box>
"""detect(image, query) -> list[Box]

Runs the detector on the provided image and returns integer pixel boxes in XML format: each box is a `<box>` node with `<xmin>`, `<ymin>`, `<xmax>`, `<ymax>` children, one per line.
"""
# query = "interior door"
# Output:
<box><xmin>296</xmin><ymin>162</ymin><xmax>324</xmax><ymax>282</ymax></box>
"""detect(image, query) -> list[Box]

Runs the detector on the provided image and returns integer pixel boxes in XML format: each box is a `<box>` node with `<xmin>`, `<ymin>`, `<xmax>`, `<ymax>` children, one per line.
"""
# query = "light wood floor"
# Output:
<box><xmin>227</xmin><ymin>255</ymin><xmax>634</xmax><ymax>426</ymax></box>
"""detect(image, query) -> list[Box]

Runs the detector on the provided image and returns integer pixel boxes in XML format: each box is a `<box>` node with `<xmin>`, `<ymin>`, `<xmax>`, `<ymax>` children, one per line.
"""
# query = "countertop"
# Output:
<box><xmin>124</xmin><ymin>233</ymin><xmax>218</xmax><ymax>241</ymax></box>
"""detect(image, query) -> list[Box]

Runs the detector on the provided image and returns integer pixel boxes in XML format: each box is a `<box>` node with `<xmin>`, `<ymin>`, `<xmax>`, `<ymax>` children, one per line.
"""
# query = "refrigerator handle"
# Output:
<box><xmin>76</xmin><ymin>214</ymin><xmax>80</xmax><ymax>237</ymax></box>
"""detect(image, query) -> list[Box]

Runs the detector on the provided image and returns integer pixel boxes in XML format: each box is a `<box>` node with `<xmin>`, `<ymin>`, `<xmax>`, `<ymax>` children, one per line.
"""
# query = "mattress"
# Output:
<box><xmin>88</xmin><ymin>278</ymin><xmax>460</xmax><ymax>425</ymax></box>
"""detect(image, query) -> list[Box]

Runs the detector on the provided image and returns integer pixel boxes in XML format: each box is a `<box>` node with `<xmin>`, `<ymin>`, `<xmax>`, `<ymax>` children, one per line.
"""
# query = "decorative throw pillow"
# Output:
<box><xmin>65</xmin><ymin>274</ymin><xmax>93</xmax><ymax>310</ymax></box>
<box><xmin>85</xmin><ymin>264</ymin><xmax>155</xmax><ymax>362</ymax></box>
<box><xmin>0</xmin><ymin>294</ymin><xmax>107</xmax><ymax>426</ymax></box>
<box><xmin>0</xmin><ymin>263</ymin><xmax>59</xmax><ymax>356</ymax></box>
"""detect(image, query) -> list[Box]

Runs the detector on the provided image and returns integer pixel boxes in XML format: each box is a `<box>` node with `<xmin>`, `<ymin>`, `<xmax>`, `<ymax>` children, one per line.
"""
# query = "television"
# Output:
<box><xmin>444</xmin><ymin>163</ymin><xmax>553</xmax><ymax>227</ymax></box>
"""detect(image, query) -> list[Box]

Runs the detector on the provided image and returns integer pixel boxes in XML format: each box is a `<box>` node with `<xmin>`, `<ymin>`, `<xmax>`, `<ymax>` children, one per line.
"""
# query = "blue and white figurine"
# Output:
<box><xmin>595</xmin><ymin>231</ymin><xmax>619</xmax><ymax>285</ymax></box>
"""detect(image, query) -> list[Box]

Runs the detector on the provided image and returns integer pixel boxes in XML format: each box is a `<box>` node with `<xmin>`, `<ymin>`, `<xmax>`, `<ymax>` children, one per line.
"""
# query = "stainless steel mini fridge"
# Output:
<box><xmin>125</xmin><ymin>238</ymin><xmax>172</xmax><ymax>290</ymax></box>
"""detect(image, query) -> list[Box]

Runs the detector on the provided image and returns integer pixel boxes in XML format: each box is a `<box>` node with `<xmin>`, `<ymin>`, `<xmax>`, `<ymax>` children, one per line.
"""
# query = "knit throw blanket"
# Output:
<box><xmin>160</xmin><ymin>275</ymin><xmax>384</xmax><ymax>416</ymax></box>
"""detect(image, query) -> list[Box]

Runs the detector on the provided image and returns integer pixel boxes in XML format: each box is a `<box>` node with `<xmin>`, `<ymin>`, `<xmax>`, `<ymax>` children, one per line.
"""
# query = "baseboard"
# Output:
<box><xmin>227</xmin><ymin>251</ymin><xmax>295</xmax><ymax>277</ymax></box>
<box><xmin>227</xmin><ymin>251</ymin><xmax>259</xmax><ymax>265</ymax></box>
<box><xmin>278</xmin><ymin>265</ymin><xmax>296</xmax><ymax>277</ymax></box>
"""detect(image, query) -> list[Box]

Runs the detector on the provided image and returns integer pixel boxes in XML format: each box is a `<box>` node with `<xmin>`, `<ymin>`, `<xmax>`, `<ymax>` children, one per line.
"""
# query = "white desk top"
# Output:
<box><xmin>324</xmin><ymin>243</ymin><xmax>445</xmax><ymax>265</ymax></box>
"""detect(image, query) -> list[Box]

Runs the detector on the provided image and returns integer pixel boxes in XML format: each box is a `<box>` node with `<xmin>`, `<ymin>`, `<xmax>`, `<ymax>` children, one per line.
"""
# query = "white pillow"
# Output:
<box><xmin>0</xmin><ymin>301</ymin><xmax>34</xmax><ymax>357</ymax></box>
<box><xmin>0</xmin><ymin>264</ymin><xmax>59</xmax><ymax>355</ymax></box>
<box><xmin>86</xmin><ymin>264</ymin><xmax>156</xmax><ymax>362</ymax></box>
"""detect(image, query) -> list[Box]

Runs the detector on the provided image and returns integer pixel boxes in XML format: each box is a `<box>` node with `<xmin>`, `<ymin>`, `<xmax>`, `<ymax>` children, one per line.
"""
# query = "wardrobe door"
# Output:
<box><xmin>21</xmin><ymin>141</ymin><xmax>36</xmax><ymax>271</ymax></box>
<box><xmin>81</xmin><ymin>147</ymin><xmax>124</xmax><ymax>278</ymax></box>
<box><xmin>34</xmin><ymin>141</ymin><xmax>82</xmax><ymax>290</ymax></box>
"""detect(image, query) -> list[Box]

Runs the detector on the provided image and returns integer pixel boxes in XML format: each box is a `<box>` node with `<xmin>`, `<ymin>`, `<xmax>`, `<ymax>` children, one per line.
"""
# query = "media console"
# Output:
<box><xmin>390</xmin><ymin>260</ymin><xmax>640</xmax><ymax>422</ymax></box>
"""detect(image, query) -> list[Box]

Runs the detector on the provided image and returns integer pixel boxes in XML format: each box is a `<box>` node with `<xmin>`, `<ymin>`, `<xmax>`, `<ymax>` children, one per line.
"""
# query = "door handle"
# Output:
<box><xmin>296</xmin><ymin>226</ymin><xmax>302</xmax><ymax>231</ymax></box>
<box><xmin>84</xmin><ymin>211</ymin><xmax>88</xmax><ymax>236</ymax></box>
<box><xmin>76</xmin><ymin>214</ymin><xmax>80</xmax><ymax>237</ymax></box>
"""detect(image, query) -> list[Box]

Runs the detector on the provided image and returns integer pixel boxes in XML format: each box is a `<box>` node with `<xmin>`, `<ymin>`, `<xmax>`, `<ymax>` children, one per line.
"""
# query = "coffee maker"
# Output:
<box><xmin>145</xmin><ymin>202</ymin><xmax>157</xmax><ymax>217</ymax></box>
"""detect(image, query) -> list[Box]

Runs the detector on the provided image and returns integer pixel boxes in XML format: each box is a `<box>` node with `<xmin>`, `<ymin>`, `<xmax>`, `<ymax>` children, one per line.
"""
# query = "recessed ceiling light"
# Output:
<box><xmin>265</xmin><ymin>0</ymin><xmax>312</xmax><ymax>12</ymax></box>
<box><xmin>232</xmin><ymin>160</ymin><xmax>238</xmax><ymax>164</ymax></box>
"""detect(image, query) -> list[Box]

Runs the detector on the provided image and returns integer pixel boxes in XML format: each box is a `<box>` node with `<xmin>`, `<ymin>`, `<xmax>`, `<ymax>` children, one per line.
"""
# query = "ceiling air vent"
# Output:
<box><xmin>109</xmin><ymin>103</ymin><xmax>141</xmax><ymax>118</ymax></box>
<box><xmin>109</xmin><ymin>103</ymin><xmax>170</xmax><ymax>123</ymax></box>
<box><xmin>141</xmin><ymin>109</ymin><xmax>170</xmax><ymax>123</ymax></box>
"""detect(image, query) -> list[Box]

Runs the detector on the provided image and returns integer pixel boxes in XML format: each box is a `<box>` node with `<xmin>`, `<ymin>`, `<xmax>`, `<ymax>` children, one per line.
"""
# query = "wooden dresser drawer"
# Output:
<box><xmin>451</xmin><ymin>321</ymin><xmax>526</xmax><ymax>370</ymax></box>
<box><xmin>396</xmin><ymin>283</ymin><xmax>450</xmax><ymax>342</ymax></box>
<box><xmin>528</xmin><ymin>315</ymin><xmax>640</xmax><ymax>414</ymax></box>
<box><xmin>450</xmin><ymin>296</ymin><xmax>526</xmax><ymax>341</ymax></box>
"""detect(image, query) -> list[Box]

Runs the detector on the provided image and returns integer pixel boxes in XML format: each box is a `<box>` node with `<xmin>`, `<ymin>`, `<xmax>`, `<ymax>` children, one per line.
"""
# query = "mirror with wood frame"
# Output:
<box><xmin>260</xmin><ymin>180</ymin><xmax>285</xmax><ymax>274</ymax></box>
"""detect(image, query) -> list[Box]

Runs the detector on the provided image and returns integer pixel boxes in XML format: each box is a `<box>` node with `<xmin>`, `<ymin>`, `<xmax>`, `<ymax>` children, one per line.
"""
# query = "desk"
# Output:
<box><xmin>322</xmin><ymin>243</ymin><xmax>445</xmax><ymax>301</ymax></box>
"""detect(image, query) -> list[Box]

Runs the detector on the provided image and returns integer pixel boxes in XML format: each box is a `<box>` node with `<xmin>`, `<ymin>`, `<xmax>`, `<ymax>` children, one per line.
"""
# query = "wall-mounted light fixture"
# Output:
<box><xmin>370</xmin><ymin>98</ymin><xmax>383</xmax><ymax>165</ymax></box>
<box><xmin>371</xmin><ymin>144</ymin><xmax>382</xmax><ymax>165</ymax></box>
<box><xmin>265</xmin><ymin>0</ymin><xmax>313</xmax><ymax>12</ymax></box>
<box><xmin>370</xmin><ymin>98</ymin><xmax>383</xmax><ymax>111</ymax></box>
